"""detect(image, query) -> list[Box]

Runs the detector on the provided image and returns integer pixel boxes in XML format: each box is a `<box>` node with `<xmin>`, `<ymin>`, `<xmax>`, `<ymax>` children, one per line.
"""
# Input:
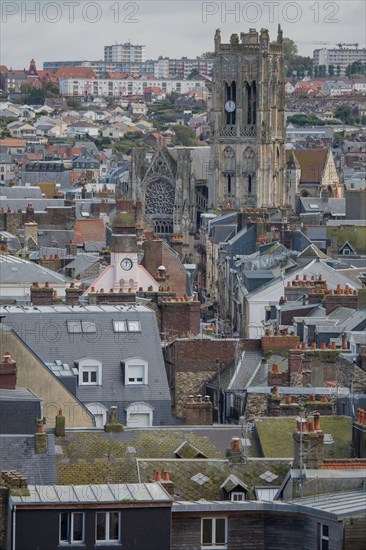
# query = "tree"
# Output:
<box><xmin>334</xmin><ymin>105</ymin><xmax>355</xmax><ymax>125</ymax></box>
<box><xmin>172</xmin><ymin>125</ymin><xmax>198</xmax><ymax>146</ymax></box>
<box><xmin>328</xmin><ymin>65</ymin><xmax>335</xmax><ymax>77</ymax></box>
<box><xmin>283</xmin><ymin>38</ymin><xmax>298</xmax><ymax>66</ymax></box>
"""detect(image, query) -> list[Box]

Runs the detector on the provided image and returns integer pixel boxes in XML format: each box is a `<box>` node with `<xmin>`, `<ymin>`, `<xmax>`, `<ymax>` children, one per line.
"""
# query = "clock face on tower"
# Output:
<box><xmin>120</xmin><ymin>258</ymin><xmax>133</xmax><ymax>271</ymax></box>
<box><xmin>225</xmin><ymin>100</ymin><xmax>236</xmax><ymax>113</ymax></box>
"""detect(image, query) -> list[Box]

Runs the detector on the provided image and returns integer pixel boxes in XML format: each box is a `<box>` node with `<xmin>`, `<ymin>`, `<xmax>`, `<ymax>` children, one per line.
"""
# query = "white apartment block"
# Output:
<box><xmin>313</xmin><ymin>47</ymin><xmax>366</xmax><ymax>76</ymax></box>
<box><xmin>104</xmin><ymin>43</ymin><xmax>146</xmax><ymax>63</ymax></box>
<box><xmin>59</xmin><ymin>77</ymin><xmax>208</xmax><ymax>97</ymax></box>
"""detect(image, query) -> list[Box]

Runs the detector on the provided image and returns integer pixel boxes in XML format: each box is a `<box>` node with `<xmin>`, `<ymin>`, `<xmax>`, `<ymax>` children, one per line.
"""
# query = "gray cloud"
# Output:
<box><xmin>1</xmin><ymin>0</ymin><xmax>365</xmax><ymax>67</ymax></box>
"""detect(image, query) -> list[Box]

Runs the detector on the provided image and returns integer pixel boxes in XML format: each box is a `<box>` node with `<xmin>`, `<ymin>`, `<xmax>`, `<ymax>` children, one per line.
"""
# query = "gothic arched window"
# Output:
<box><xmin>225</xmin><ymin>80</ymin><xmax>236</xmax><ymax>125</ymax></box>
<box><xmin>145</xmin><ymin>179</ymin><xmax>175</xmax><ymax>235</ymax></box>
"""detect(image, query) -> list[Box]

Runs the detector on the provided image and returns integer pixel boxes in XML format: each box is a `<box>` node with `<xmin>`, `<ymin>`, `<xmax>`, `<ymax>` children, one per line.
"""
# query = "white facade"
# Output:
<box><xmin>314</xmin><ymin>47</ymin><xmax>366</xmax><ymax>76</ymax></box>
<box><xmin>59</xmin><ymin>77</ymin><xmax>207</xmax><ymax>98</ymax></box>
<box><xmin>104</xmin><ymin>43</ymin><xmax>146</xmax><ymax>63</ymax></box>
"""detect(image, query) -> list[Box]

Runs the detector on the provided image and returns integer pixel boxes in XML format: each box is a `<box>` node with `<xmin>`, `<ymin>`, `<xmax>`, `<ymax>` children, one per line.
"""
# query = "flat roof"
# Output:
<box><xmin>10</xmin><ymin>483</ymin><xmax>172</xmax><ymax>505</ymax></box>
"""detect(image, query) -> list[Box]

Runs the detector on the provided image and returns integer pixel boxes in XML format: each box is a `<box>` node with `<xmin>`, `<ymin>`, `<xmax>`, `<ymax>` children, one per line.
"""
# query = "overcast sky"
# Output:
<box><xmin>1</xmin><ymin>1</ymin><xmax>365</xmax><ymax>68</ymax></box>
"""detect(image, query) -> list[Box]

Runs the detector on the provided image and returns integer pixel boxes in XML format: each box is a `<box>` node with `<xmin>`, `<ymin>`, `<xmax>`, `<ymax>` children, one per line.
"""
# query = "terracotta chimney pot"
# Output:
<box><xmin>314</xmin><ymin>413</ymin><xmax>321</xmax><ymax>430</ymax></box>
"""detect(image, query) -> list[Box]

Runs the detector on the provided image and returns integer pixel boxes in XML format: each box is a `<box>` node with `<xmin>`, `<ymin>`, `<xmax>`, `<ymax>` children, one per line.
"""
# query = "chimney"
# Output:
<box><xmin>185</xmin><ymin>394</ymin><xmax>213</xmax><ymax>425</ymax></box>
<box><xmin>293</xmin><ymin>413</ymin><xmax>324</xmax><ymax>469</ymax></box>
<box><xmin>31</xmin><ymin>282</ymin><xmax>54</xmax><ymax>305</ymax></box>
<box><xmin>104</xmin><ymin>405</ymin><xmax>124</xmax><ymax>433</ymax></box>
<box><xmin>55</xmin><ymin>408</ymin><xmax>65</xmax><ymax>437</ymax></box>
<box><xmin>23</xmin><ymin>221</ymin><xmax>38</xmax><ymax>245</ymax></box>
<box><xmin>66</xmin><ymin>241</ymin><xmax>78</xmax><ymax>257</ymax></box>
<box><xmin>0</xmin><ymin>352</ymin><xmax>17</xmax><ymax>389</ymax></box>
<box><xmin>225</xmin><ymin>437</ymin><xmax>245</xmax><ymax>464</ymax></box>
<box><xmin>1</xmin><ymin>470</ymin><xmax>28</xmax><ymax>489</ymax></box>
<box><xmin>35</xmin><ymin>417</ymin><xmax>48</xmax><ymax>454</ymax></box>
<box><xmin>159</xmin><ymin>470</ymin><xmax>175</xmax><ymax>496</ymax></box>
<box><xmin>65</xmin><ymin>283</ymin><xmax>83</xmax><ymax>305</ymax></box>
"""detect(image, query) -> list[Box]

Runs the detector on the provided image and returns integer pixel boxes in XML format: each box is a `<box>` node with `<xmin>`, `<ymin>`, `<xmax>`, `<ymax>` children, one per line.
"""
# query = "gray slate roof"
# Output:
<box><xmin>0</xmin><ymin>304</ymin><xmax>173</xmax><ymax>424</ymax></box>
<box><xmin>227</xmin><ymin>351</ymin><xmax>264</xmax><ymax>391</ymax></box>
<box><xmin>0</xmin><ymin>254</ymin><xmax>70</xmax><ymax>284</ymax></box>
<box><xmin>11</xmin><ymin>483</ymin><xmax>172</xmax><ymax>505</ymax></box>
<box><xmin>0</xmin><ymin>434</ymin><xmax>56</xmax><ymax>484</ymax></box>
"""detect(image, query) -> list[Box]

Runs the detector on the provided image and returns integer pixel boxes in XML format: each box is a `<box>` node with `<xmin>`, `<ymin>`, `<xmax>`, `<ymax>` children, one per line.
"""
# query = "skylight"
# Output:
<box><xmin>113</xmin><ymin>320</ymin><xmax>127</xmax><ymax>332</ymax></box>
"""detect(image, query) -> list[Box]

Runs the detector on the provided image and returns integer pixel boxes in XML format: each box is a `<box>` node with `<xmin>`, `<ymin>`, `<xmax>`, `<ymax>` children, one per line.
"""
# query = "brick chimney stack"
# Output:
<box><xmin>65</xmin><ymin>283</ymin><xmax>83</xmax><ymax>305</ymax></box>
<box><xmin>293</xmin><ymin>413</ymin><xmax>324</xmax><ymax>469</ymax></box>
<box><xmin>30</xmin><ymin>282</ymin><xmax>54</xmax><ymax>305</ymax></box>
<box><xmin>185</xmin><ymin>394</ymin><xmax>213</xmax><ymax>425</ymax></box>
<box><xmin>0</xmin><ymin>352</ymin><xmax>17</xmax><ymax>389</ymax></box>
<box><xmin>24</xmin><ymin>221</ymin><xmax>38</xmax><ymax>244</ymax></box>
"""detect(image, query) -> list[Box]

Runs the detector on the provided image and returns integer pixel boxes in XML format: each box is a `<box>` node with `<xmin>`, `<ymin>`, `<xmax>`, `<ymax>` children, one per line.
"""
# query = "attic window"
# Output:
<box><xmin>113</xmin><ymin>320</ymin><xmax>127</xmax><ymax>332</ymax></box>
<box><xmin>231</xmin><ymin>492</ymin><xmax>246</xmax><ymax>501</ymax></box>
<box><xmin>67</xmin><ymin>320</ymin><xmax>82</xmax><ymax>333</ymax></box>
<box><xmin>309</xmin><ymin>204</ymin><xmax>319</xmax><ymax>209</ymax></box>
<box><xmin>81</xmin><ymin>321</ymin><xmax>96</xmax><ymax>333</ymax></box>
<box><xmin>127</xmin><ymin>321</ymin><xmax>141</xmax><ymax>332</ymax></box>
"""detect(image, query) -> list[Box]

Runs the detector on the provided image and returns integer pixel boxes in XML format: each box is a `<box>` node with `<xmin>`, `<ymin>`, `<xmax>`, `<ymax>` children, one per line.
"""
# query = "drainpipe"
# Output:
<box><xmin>11</xmin><ymin>504</ymin><xmax>16</xmax><ymax>550</ymax></box>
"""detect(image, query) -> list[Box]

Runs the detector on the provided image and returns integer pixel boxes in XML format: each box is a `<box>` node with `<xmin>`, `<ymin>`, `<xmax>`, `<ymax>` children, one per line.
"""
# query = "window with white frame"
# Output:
<box><xmin>127</xmin><ymin>320</ymin><xmax>141</xmax><ymax>332</ymax></box>
<box><xmin>231</xmin><ymin>491</ymin><xmax>246</xmax><ymax>501</ymax></box>
<box><xmin>201</xmin><ymin>518</ymin><xmax>227</xmax><ymax>548</ymax></box>
<box><xmin>77</xmin><ymin>358</ymin><xmax>102</xmax><ymax>386</ymax></box>
<box><xmin>318</xmin><ymin>524</ymin><xmax>329</xmax><ymax>550</ymax></box>
<box><xmin>96</xmin><ymin>511</ymin><xmax>120</xmax><ymax>543</ymax></box>
<box><xmin>59</xmin><ymin>512</ymin><xmax>84</xmax><ymax>544</ymax></box>
<box><xmin>124</xmin><ymin>358</ymin><xmax>148</xmax><ymax>385</ymax></box>
<box><xmin>113</xmin><ymin>320</ymin><xmax>127</xmax><ymax>332</ymax></box>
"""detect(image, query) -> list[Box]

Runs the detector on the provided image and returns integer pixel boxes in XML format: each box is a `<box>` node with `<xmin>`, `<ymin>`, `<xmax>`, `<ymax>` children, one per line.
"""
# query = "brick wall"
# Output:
<box><xmin>261</xmin><ymin>335</ymin><xmax>299</xmax><ymax>353</ymax></box>
<box><xmin>142</xmin><ymin>239</ymin><xmax>187</xmax><ymax>297</ymax></box>
<box><xmin>160</xmin><ymin>300</ymin><xmax>200</xmax><ymax>338</ymax></box>
<box><xmin>185</xmin><ymin>395</ymin><xmax>213</xmax><ymax>425</ymax></box>
<box><xmin>324</xmin><ymin>293</ymin><xmax>359</xmax><ymax>314</ymax></box>
<box><xmin>164</xmin><ymin>339</ymin><xmax>242</xmax><ymax>417</ymax></box>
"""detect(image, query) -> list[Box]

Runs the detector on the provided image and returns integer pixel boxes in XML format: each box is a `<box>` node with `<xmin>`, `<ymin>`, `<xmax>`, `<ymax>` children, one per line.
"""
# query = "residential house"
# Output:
<box><xmin>66</xmin><ymin>121</ymin><xmax>99</xmax><ymax>138</ymax></box>
<box><xmin>1</xmin><ymin>303</ymin><xmax>174</xmax><ymax>427</ymax></box>
<box><xmin>7</xmin><ymin>483</ymin><xmax>172</xmax><ymax>550</ymax></box>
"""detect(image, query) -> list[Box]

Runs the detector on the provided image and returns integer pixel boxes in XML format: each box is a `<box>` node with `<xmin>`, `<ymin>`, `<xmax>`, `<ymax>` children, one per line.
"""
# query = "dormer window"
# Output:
<box><xmin>124</xmin><ymin>358</ymin><xmax>148</xmax><ymax>385</ymax></box>
<box><xmin>77</xmin><ymin>358</ymin><xmax>102</xmax><ymax>386</ymax></box>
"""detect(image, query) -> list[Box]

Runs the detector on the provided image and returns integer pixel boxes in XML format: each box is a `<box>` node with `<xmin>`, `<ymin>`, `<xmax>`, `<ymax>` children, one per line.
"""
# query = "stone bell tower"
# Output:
<box><xmin>209</xmin><ymin>26</ymin><xmax>286</xmax><ymax>209</ymax></box>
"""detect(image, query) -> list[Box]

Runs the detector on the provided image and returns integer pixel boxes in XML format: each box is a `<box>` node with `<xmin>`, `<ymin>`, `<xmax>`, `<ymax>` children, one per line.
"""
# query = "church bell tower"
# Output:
<box><xmin>209</xmin><ymin>26</ymin><xmax>286</xmax><ymax>209</ymax></box>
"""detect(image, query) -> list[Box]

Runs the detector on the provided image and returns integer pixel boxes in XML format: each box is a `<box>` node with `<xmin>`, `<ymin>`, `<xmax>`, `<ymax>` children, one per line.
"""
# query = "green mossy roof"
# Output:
<box><xmin>256</xmin><ymin>416</ymin><xmax>352</xmax><ymax>458</ymax></box>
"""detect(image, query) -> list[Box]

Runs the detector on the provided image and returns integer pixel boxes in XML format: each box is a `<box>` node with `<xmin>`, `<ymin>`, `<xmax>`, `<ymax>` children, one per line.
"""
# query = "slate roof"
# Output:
<box><xmin>289</xmin><ymin>490</ymin><xmax>366</xmax><ymax>518</ymax></box>
<box><xmin>37</xmin><ymin>229</ymin><xmax>75</xmax><ymax>248</ymax></box>
<box><xmin>59</xmin><ymin>253</ymin><xmax>100</xmax><ymax>277</ymax></box>
<box><xmin>227</xmin><ymin>351</ymin><xmax>264</xmax><ymax>390</ymax></box>
<box><xmin>11</xmin><ymin>483</ymin><xmax>172</xmax><ymax>505</ymax></box>
<box><xmin>0</xmin><ymin>186</ymin><xmax>42</xmax><ymax>199</ymax></box>
<box><xmin>0</xmin><ymin>254</ymin><xmax>70</xmax><ymax>284</ymax></box>
<box><xmin>0</xmin><ymin>434</ymin><xmax>57</xmax><ymax>484</ymax></box>
<box><xmin>136</xmin><ymin>458</ymin><xmax>290</xmax><ymax>501</ymax></box>
<box><xmin>0</xmin><ymin>304</ymin><xmax>173</xmax><ymax>423</ymax></box>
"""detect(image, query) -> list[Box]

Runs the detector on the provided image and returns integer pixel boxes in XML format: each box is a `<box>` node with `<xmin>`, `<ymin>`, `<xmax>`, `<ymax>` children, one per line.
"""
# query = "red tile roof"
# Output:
<box><xmin>54</xmin><ymin>67</ymin><xmax>97</xmax><ymax>79</ymax></box>
<box><xmin>0</xmin><ymin>138</ymin><xmax>26</xmax><ymax>147</ymax></box>
<box><xmin>74</xmin><ymin>219</ymin><xmax>105</xmax><ymax>245</ymax></box>
<box><xmin>322</xmin><ymin>459</ymin><xmax>366</xmax><ymax>470</ymax></box>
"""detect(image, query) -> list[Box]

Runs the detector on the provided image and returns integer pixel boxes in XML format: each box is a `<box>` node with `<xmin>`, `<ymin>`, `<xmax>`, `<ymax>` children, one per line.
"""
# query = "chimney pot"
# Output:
<box><xmin>314</xmin><ymin>412</ymin><xmax>321</xmax><ymax>431</ymax></box>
